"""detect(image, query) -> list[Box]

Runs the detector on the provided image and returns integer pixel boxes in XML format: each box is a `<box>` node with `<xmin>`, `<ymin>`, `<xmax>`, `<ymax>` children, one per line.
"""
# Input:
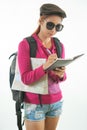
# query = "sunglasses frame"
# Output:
<box><xmin>46</xmin><ymin>21</ymin><xmax>64</xmax><ymax>32</ymax></box>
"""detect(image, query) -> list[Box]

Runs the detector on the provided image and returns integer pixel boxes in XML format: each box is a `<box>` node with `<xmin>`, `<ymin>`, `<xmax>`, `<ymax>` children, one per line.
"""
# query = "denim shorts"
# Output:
<box><xmin>24</xmin><ymin>100</ymin><xmax>63</xmax><ymax>121</ymax></box>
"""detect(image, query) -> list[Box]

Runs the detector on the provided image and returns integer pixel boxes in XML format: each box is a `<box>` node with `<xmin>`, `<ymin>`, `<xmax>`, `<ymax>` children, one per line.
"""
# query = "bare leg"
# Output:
<box><xmin>25</xmin><ymin>119</ymin><xmax>45</xmax><ymax>130</ymax></box>
<box><xmin>45</xmin><ymin>116</ymin><xmax>60</xmax><ymax>130</ymax></box>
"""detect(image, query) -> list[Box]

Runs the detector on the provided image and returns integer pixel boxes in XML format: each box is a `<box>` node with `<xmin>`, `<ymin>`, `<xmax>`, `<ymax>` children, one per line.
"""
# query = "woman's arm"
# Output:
<box><xmin>47</xmin><ymin>42</ymin><xmax>67</xmax><ymax>82</ymax></box>
<box><xmin>18</xmin><ymin>39</ymin><xmax>46</xmax><ymax>85</ymax></box>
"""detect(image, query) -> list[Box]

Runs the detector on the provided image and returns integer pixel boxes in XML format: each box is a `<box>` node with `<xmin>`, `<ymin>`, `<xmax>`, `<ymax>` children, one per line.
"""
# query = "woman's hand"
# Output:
<box><xmin>43</xmin><ymin>54</ymin><xmax>57</xmax><ymax>70</ymax></box>
<box><xmin>52</xmin><ymin>66</ymin><xmax>66</xmax><ymax>78</ymax></box>
<box><xmin>43</xmin><ymin>54</ymin><xmax>66</xmax><ymax>78</ymax></box>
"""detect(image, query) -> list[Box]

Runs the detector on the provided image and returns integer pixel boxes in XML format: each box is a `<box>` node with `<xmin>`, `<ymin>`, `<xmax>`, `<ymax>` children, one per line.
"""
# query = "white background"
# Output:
<box><xmin>0</xmin><ymin>0</ymin><xmax>87</xmax><ymax>130</ymax></box>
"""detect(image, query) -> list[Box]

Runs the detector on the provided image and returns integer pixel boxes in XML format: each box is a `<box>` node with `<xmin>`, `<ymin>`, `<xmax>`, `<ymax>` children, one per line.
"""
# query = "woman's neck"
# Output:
<box><xmin>37</xmin><ymin>32</ymin><xmax>52</xmax><ymax>48</ymax></box>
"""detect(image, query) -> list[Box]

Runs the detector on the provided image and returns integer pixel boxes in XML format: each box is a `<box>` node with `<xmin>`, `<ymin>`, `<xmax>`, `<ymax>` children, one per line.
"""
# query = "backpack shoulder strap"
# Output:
<box><xmin>53</xmin><ymin>37</ymin><xmax>62</xmax><ymax>58</ymax></box>
<box><xmin>26</xmin><ymin>36</ymin><xmax>37</xmax><ymax>57</ymax></box>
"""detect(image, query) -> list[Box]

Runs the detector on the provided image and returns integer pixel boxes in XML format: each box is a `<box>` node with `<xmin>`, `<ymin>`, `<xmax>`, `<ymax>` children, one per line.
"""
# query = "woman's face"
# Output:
<box><xmin>40</xmin><ymin>15</ymin><xmax>63</xmax><ymax>38</ymax></box>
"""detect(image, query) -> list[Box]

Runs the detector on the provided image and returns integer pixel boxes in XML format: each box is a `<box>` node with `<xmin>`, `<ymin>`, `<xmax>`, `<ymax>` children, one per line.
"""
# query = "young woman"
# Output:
<box><xmin>18</xmin><ymin>3</ymin><xmax>67</xmax><ymax>130</ymax></box>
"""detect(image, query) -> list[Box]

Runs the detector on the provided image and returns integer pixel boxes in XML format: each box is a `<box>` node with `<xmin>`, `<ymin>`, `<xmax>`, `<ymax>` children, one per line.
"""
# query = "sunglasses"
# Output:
<box><xmin>46</xmin><ymin>22</ymin><xmax>64</xmax><ymax>32</ymax></box>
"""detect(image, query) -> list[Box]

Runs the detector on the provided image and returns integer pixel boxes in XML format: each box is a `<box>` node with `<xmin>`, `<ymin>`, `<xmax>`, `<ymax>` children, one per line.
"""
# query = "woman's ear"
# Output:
<box><xmin>39</xmin><ymin>18</ymin><xmax>44</xmax><ymax>25</ymax></box>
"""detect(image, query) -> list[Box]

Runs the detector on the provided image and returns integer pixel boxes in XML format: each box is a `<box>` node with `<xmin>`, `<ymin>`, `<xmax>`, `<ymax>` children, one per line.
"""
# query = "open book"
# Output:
<box><xmin>45</xmin><ymin>53</ymin><xmax>84</xmax><ymax>71</ymax></box>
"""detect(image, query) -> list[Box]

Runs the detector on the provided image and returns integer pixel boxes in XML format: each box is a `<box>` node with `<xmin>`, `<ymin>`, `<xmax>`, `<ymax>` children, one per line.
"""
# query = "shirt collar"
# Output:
<box><xmin>32</xmin><ymin>33</ymin><xmax>56</xmax><ymax>52</ymax></box>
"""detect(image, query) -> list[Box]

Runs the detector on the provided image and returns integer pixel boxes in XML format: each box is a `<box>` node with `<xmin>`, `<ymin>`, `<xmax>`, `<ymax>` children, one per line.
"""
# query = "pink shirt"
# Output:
<box><xmin>18</xmin><ymin>33</ymin><xmax>67</xmax><ymax>104</ymax></box>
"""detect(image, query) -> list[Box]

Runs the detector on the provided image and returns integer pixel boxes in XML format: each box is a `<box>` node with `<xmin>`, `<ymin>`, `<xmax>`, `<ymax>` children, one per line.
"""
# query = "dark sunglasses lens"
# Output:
<box><xmin>46</xmin><ymin>22</ymin><xmax>55</xmax><ymax>30</ymax></box>
<box><xmin>56</xmin><ymin>24</ymin><xmax>64</xmax><ymax>31</ymax></box>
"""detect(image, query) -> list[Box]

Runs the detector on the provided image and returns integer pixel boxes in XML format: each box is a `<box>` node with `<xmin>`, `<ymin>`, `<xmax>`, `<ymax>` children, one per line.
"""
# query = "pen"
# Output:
<box><xmin>46</xmin><ymin>48</ymin><xmax>63</xmax><ymax>69</ymax></box>
<box><xmin>46</xmin><ymin>48</ymin><xmax>52</xmax><ymax>55</ymax></box>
